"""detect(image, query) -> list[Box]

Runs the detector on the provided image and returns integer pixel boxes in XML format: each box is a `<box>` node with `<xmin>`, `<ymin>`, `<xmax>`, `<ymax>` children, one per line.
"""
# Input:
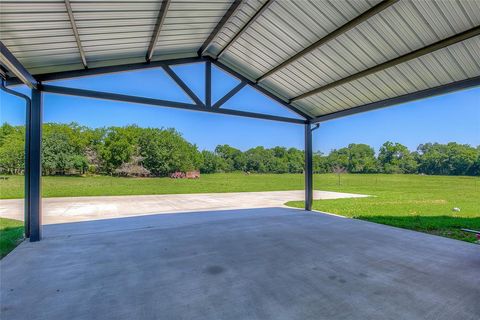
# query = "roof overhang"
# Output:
<box><xmin>1</xmin><ymin>0</ymin><xmax>479</xmax><ymax>122</ymax></box>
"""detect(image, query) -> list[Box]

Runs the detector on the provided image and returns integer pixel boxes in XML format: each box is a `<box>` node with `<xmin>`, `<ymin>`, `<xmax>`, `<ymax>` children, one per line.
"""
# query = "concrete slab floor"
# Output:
<box><xmin>1</xmin><ymin>207</ymin><xmax>479</xmax><ymax>320</ymax></box>
<box><xmin>0</xmin><ymin>190</ymin><xmax>368</xmax><ymax>224</ymax></box>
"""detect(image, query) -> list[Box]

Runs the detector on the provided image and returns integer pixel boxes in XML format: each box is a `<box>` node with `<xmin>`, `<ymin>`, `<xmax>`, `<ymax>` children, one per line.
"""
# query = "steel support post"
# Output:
<box><xmin>305</xmin><ymin>123</ymin><xmax>313</xmax><ymax>211</ymax></box>
<box><xmin>29</xmin><ymin>88</ymin><xmax>43</xmax><ymax>241</ymax></box>
<box><xmin>24</xmin><ymin>92</ymin><xmax>32</xmax><ymax>238</ymax></box>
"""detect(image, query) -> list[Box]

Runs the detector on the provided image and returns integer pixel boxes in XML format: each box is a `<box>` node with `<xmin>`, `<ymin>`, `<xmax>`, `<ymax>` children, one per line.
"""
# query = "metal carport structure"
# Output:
<box><xmin>1</xmin><ymin>0</ymin><xmax>479</xmax><ymax>242</ymax></box>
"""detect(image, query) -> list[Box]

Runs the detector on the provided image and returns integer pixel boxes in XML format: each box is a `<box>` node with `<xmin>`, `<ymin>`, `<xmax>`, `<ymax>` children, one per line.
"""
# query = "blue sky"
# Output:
<box><xmin>1</xmin><ymin>62</ymin><xmax>479</xmax><ymax>153</ymax></box>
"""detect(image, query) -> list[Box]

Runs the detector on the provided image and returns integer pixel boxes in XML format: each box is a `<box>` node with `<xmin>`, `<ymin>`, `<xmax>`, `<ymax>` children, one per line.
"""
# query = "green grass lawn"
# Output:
<box><xmin>286</xmin><ymin>174</ymin><xmax>480</xmax><ymax>243</ymax></box>
<box><xmin>0</xmin><ymin>218</ymin><xmax>24</xmax><ymax>258</ymax></box>
<box><xmin>1</xmin><ymin>173</ymin><xmax>479</xmax><ymax>243</ymax></box>
<box><xmin>0</xmin><ymin>173</ymin><xmax>310</xmax><ymax>199</ymax></box>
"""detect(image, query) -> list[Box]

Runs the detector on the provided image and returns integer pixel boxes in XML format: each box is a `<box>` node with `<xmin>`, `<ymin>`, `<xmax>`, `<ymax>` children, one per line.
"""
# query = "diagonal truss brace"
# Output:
<box><xmin>212</xmin><ymin>82</ymin><xmax>247</xmax><ymax>109</ymax></box>
<box><xmin>163</xmin><ymin>65</ymin><xmax>205</xmax><ymax>107</ymax></box>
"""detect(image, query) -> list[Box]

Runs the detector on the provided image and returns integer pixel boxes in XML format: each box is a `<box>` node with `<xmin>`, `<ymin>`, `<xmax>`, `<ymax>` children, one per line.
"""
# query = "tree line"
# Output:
<box><xmin>0</xmin><ymin>123</ymin><xmax>479</xmax><ymax>176</ymax></box>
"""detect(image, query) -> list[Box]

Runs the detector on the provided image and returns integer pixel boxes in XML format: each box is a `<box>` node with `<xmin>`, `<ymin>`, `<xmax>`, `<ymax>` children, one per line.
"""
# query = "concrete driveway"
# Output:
<box><xmin>1</xmin><ymin>207</ymin><xmax>479</xmax><ymax>320</ymax></box>
<box><xmin>0</xmin><ymin>190</ymin><xmax>367</xmax><ymax>224</ymax></box>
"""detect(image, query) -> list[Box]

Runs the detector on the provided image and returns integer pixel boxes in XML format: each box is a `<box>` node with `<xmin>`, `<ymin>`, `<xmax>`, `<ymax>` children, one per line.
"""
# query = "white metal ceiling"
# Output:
<box><xmin>1</xmin><ymin>0</ymin><xmax>479</xmax><ymax>119</ymax></box>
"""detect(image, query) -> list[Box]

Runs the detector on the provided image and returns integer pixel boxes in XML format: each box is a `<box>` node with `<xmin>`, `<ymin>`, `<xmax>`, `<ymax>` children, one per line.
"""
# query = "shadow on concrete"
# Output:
<box><xmin>42</xmin><ymin>206</ymin><xmax>301</xmax><ymax>238</ymax></box>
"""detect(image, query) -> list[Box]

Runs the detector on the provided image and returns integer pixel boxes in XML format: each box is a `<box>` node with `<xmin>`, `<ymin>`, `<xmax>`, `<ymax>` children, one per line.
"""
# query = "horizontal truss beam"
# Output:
<box><xmin>6</xmin><ymin>57</ymin><xmax>204</xmax><ymax>86</ymax></box>
<box><xmin>0</xmin><ymin>41</ymin><xmax>38</xmax><ymax>88</ymax></box>
<box><xmin>311</xmin><ymin>75</ymin><xmax>480</xmax><ymax>123</ymax></box>
<box><xmin>292</xmin><ymin>25</ymin><xmax>480</xmax><ymax>102</ymax></box>
<box><xmin>256</xmin><ymin>0</ymin><xmax>398</xmax><ymax>82</ymax></box>
<box><xmin>42</xmin><ymin>84</ymin><xmax>306</xmax><ymax>125</ymax></box>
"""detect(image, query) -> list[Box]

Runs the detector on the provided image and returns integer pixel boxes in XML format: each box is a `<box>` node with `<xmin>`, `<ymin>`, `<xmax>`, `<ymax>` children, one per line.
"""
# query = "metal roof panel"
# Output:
<box><xmin>0</xmin><ymin>0</ymin><xmax>478</xmax><ymax>120</ymax></box>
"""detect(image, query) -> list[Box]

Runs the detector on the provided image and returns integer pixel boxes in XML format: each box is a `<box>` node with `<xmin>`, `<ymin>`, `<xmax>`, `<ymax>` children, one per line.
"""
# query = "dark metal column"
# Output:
<box><xmin>305</xmin><ymin>123</ymin><xmax>313</xmax><ymax>211</ymax></box>
<box><xmin>29</xmin><ymin>88</ymin><xmax>43</xmax><ymax>242</ymax></box>
<box><xmin>24</xmin><ymin>91</ymin><xmax>32</xmax><ymax>238</ymax></box>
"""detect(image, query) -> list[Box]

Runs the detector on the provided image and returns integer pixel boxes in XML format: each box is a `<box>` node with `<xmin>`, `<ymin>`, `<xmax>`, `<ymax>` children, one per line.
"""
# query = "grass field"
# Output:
<box><xmin>286</xmin><ymin>174</ymin><xmax>480</xmax><ymax>242</ymax></box>
<box><xmin>0</xmin><ymin>218</ymin><xmax>24</xmax><ymax>258</ymax></box>
<box><xmin>0</xmin><ymin>173</ymin><xmax>479</xmax><ymax>243</ymax></box>
<box><xmin>0</xmin><ymin>173</ymin><xmax>310</xmax><ymax>199</ymax></box>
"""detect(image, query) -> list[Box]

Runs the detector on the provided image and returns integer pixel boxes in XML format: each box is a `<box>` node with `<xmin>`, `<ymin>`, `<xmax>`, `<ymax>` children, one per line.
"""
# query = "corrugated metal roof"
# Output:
<box><xmin>1</xmin><ymin>0</ymin><xmax>479</xmax><ymax>119</ymax></box>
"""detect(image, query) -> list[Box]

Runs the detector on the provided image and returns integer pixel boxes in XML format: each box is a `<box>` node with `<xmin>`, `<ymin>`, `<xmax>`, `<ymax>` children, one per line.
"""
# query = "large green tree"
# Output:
<box><xmin>215</xmin><ymin>144</ymin><xmax>245</xmax><ymax>171</ymax></box>
<box><xmin>469</xmin><ymin>148</ymin><xmax>480</xmax><ymax>176</ymax></box>
<box><xmin>42</xmin><ymin>123</ymin><xmax>88</xmax><ymax>175</ymax></box>
<box><xmin>200</xmin><ymin>150</ymin><xmax>229</xmax><ymax>173</ymax></box>
<box><xmin>0</xmin><ymin>125</ymin><xmax>24</xmax><ymax>175</ymax></box>
<box><xmin>244</xmin><ymin>146</ymin><xmax>275</xmax><ymax>173</ymax></box>
<box><xmin>417</xmin><ymin>142</ymin><xmax>478</xmax><ymax>175</ymax></box>
<box><xmin>138</xmin><ymin>128</ymin><xmax>202</xmax><ymax>176</ymax></box>
<box><xmin>347</xmin><ymin>144</ymin><xmax>378</xmax><ymax>173</ymax></box>
<box><xmin>313</xmin><ymin>152</ymin><xmax>329</xmax><ymax>173</ymax></box>
<box><xmin>1</xmin><ymin>122</ymin><xmax>478</xmax><ymax>177</ymax></box>
<box><xmin>378</xmin><ymin>141</ymin><xmax>418</xmax><ymax>173</ymax></box>
<box><xmin>287</xmin><ymin>148</ymin><xmax>305</xmax><ymax>173</ymax></box>
<box><xmin>101</xmin><ymin>126</ymin><xmax>140</xmax><ymax>173</ymax></box>
<box><xmin>328</xmin><ymin>144</ymin><xmax>377</xmax><ymax>173</ymax></box>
